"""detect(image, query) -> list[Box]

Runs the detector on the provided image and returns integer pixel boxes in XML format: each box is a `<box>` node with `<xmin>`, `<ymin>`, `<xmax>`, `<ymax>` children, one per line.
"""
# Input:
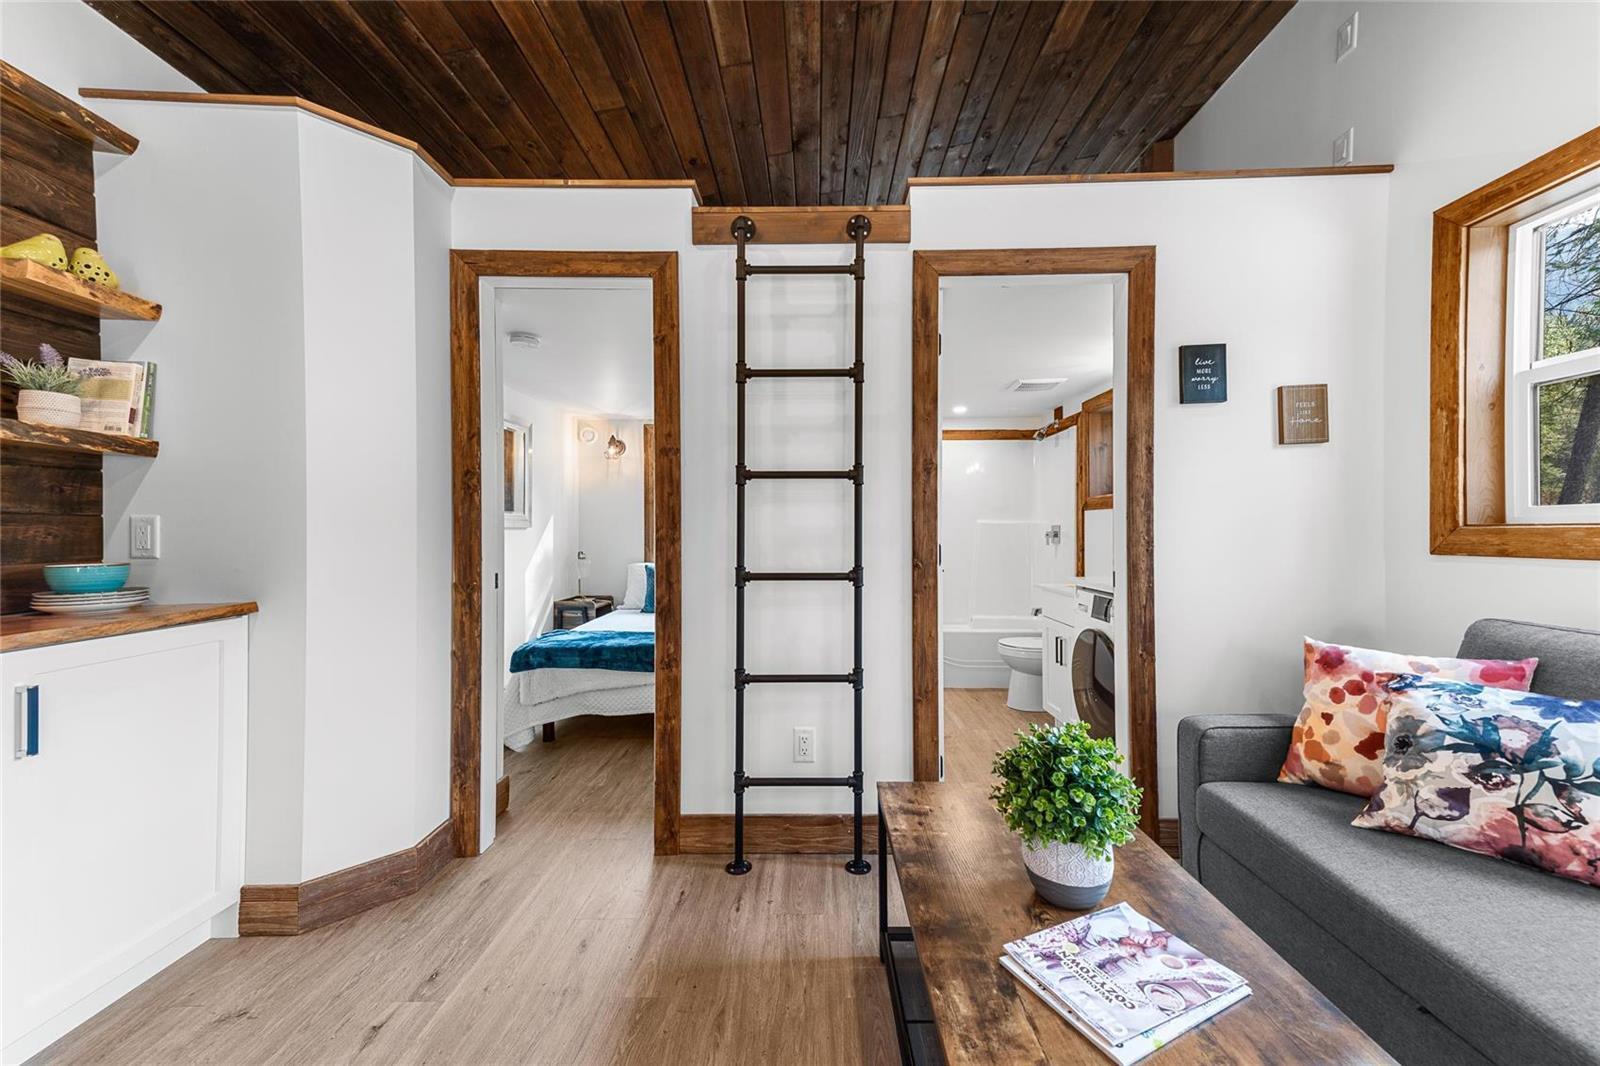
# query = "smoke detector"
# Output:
<box><xmin>507</xmin><ymin>331</ymin><xmax>542</xmax><ymax>349</ymax></box>
<box><xmin>1006</xmin><ymin>378</ymin><xmax>1065</xmax><ymax>393</ymax></box>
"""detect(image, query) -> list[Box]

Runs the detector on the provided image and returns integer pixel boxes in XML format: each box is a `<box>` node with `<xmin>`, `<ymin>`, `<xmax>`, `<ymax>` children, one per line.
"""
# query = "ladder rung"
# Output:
<box><xmin>742</xmin><ymin>366</ymin><xmax>859</xmax><ymax>380</ymax></box>
<box><xmin>740</xmin><ymin>466</ymin><xmax>859</xmax><ymax>482</ymax></box>
<box><xmin>742</xmin><ymin>776</ymin><xmax>854</xmax><ymax>788</ymax></box>
<box><xmin>744</xmin><ymin>263</ymin><xmax>855</xmax><ymax>277</ymax></box>
<box><xmin>741</xmin><ymin>569</ymin><xmax>855</xmax><ymax>583</ymax></box>
<box><xmin>743</xmin><ymin>672</ymin><xmax>854</xmax><ymax>685</ymax></box>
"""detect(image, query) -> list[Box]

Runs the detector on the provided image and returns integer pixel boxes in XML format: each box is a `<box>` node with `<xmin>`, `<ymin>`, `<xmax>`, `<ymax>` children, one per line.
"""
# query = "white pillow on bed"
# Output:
<box><xmin>622</xmin><ymin>562</ymin><xmax>651</xmax><ymax>609</ymax></box>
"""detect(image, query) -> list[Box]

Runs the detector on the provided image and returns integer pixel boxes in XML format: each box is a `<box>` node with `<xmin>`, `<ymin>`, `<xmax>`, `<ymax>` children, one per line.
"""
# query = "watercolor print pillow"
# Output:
<box><xmin>1277</xmin><ymin>639</ymin><xmax>1537</xmax><ymax>796</ymax></box>
<box><xmin>1353</xmin><ymin>676</ymin><xmax>1600</xmax><ymax>887</ymax></box>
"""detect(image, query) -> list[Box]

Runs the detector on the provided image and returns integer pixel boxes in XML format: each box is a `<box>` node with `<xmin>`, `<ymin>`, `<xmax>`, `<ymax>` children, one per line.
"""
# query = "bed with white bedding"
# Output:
<box><xmin>502</xmin><ymin>607</ymin><xmax>655</xmax><ymax>750</ymax></box>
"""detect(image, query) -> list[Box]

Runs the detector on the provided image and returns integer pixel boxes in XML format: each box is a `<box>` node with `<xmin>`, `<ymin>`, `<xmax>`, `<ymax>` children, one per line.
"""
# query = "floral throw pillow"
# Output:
<box><xmin>1278</xmin><ymin>639</ymin><xmax>1537</xmax><ymax>797</ymax></box>
<box><xmin>1352</xmin><ymin>676</ymin><xmax>1600</xmax><ymax>887</ymax></box>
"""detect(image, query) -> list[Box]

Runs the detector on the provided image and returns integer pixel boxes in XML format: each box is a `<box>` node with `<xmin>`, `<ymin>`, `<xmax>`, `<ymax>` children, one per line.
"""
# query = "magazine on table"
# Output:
<box><xmin>1001</xmin><ymin>901</ymin><xmax>1251</xmax><ymax>1064</ymax></box>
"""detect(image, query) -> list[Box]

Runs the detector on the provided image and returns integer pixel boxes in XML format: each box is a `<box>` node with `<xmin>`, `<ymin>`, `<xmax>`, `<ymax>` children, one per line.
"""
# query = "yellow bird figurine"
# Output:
<box><xmin>0</xmin><ymin>233</ymin><xmax>69</xmax><ymax>271</ymax></box>
<box><xmin>69</xmin><ymin>247</ymin><xmax>119</xmax><ymax>289</ymax></box>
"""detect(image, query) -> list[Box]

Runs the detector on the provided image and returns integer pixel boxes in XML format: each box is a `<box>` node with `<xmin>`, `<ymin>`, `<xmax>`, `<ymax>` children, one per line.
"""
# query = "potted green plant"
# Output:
<box><xmin>990</xmin><ymin>721</ymin><xmax>1142</xmax><ymax>908</ymax></box>
<box><xmin>1</xmin><ymin>343</ymin><xmax>81</xmax><ymax>428</ymax></box>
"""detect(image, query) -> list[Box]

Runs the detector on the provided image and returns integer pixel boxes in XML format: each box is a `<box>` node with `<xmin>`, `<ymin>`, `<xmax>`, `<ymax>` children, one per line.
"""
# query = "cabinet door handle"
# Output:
<box><xmin>14</xmin><ymin>685</ymin><xmax>38</xmax><ymax>759</ymax></box>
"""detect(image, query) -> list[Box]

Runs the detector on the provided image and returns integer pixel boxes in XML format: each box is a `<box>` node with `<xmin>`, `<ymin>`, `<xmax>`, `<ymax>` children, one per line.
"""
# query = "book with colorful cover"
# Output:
<box><xmin>1000</xmin><ymin>955</ymin><xmax>1251</xmax><ymax>1066</ymax></box>
<box><xmin>1002</xmin><ymin>902</ymin><xmax>1250</xmax><ymax>1058</ymax></box>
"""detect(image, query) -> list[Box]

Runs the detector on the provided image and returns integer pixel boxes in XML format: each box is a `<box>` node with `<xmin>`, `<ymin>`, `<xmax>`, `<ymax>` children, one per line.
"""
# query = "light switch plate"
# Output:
<box><xmin>1335</xmin><ymin>12</ymin><xmax>1358</xmax><ymax>62</ymax></box>
<box><xmin>130</xmin><ymin>514</ymin><xmax>160</xmax><ymax>559</ymax></box>
<box><xmin>1333</xmin><ymin>127</ymin><xmax>1355</xmax><ymax>167</ymax></box>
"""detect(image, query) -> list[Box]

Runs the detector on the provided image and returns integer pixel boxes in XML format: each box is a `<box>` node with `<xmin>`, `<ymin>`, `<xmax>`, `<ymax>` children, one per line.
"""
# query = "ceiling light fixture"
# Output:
<box><xmin>951</xmin><ymin>405</ymin><xmax>968</xmax><ymax>415</ymax></box>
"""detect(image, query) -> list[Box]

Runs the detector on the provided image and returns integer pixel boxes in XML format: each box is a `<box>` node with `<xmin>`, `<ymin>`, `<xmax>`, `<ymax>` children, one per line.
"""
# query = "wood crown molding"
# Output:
<box><xmin>78</xmin><ymin>88</ymin><xmax>704</xmax><ymax>202</ymax></box>
<box><xmin>240</xmin><ymin>819</ymin><xmax>454</xmax><ymax>936</ymax></box>
<box><xmin>1430</xmin><ymin>124</ymin><xmax>1600</xmax><ymax>560</ymax></box>
<box><xmin>678</xmin><ymin>814</ymin><xmax>879</xmax><ymax>855</ymax></box>
<box><xmin>691</xmin><ymin>205</ymin><xmax>909</xmax><ymax>244</ymax></box>
<box><xmin>907</xmin><ymin>165</ymin><xmax>1394</xmax><ymax>190</ymax></box>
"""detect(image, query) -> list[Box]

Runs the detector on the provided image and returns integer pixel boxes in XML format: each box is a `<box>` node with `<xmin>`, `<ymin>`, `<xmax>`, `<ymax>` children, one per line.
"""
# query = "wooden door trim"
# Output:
<box><xmin>912</xmin><ymin>248</ymin><xmax>1159</xmax><ymax>838</ymax></box>
<box><xmin>450</xmin><ymin>249</ymin><xmax>682</xmax><ymax>857</ymax></box>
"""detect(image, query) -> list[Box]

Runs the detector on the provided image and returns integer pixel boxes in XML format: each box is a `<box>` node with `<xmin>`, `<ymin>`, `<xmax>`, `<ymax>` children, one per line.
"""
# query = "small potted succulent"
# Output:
<box><xmin>2</xmin><ymin>344</ymin><xmax>81</xmax><ymax>428</ymax></box>
<box><xmin>991</xmin><ymin>721</ymin><xmax>1142</xmax><ymax>908</ymax></box>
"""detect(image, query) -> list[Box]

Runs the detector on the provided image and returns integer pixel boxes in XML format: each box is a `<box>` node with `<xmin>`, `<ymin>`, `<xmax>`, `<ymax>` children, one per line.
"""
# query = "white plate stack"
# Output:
<box><xmin>30</xmin><ymin>587</ymin><xmax>151</xmax><ymax>615</ymax></box>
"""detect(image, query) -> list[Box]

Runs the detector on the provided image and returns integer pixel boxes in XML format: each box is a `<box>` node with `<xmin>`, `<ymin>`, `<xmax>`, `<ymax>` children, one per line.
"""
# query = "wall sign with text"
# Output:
<box><xmin>1277</xmin><ymin>384</ymin><xmax>1330</xmax><ymax>445</ymax></box>
<box><xmin>1179</xmin><ymin>344</ymin><xmax>1227</xmax><ymax>404</ymax></box>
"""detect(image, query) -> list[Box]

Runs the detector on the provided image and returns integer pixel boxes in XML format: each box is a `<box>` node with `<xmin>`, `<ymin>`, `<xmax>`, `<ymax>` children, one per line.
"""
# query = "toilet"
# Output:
<box><xmin>996</xmin><ymin>634</ymin><xmax>1044</xmax><ymax>712</ymax></box>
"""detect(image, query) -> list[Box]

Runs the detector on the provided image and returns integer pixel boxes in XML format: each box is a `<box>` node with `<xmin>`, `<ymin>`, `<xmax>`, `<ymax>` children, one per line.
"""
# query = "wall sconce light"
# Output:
<box><xmin>604</xmin><ymin>433</ymin><xmax>627</xmax><ymax>460</ymax></box>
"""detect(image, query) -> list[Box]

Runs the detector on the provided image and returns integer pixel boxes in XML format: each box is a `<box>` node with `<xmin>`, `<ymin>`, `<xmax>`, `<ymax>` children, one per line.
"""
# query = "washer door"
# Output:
<box><xmin>1070</xmin><ymin>628</ymin><xmax>1115</xmax><ymax>742</ymax></box>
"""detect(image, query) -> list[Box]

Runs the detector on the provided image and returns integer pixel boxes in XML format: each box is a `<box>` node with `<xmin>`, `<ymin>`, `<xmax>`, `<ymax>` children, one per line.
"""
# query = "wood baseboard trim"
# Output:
<box><xmin>239</xmin><ymin>819</ymin><xmax>454</xmax><ymax>936</ymax></box>
<box><xmin>1157</xmin><ymin>818</ymin><xmax>1180</xmax><ymax>862</ymax></box>
<box><xmin>496</xmin><ymin>774</ymin><xmax>509</xmax><ymax>817</ymax></box>
<box><xmin>677</xmin><ymin>814</ymin><xmax>880</xmax><ymax>854</ymax></box>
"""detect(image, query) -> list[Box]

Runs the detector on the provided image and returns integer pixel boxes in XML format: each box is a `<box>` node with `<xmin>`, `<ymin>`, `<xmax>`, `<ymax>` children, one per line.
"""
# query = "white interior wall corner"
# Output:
<box><xmin>88</xmin><ymin>100</ymin><xmax>313</xmax><ymax>883</ymax></box>
<box><xmin>1175</xmin><ymin>0</ymin><xmax>1600</xmax><ymax>653</ymax></box>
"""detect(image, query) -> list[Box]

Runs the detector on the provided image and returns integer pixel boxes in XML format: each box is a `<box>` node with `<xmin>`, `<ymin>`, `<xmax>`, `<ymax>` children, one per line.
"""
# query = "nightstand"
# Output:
<box><xmin>552</xmin><ymin>594</ymin><xmax>615</xmax><ymax>630</ymax></box>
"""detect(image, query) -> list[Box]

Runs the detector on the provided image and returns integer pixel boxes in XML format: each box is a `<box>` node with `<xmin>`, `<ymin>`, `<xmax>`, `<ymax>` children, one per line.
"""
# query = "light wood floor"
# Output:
<box><xmin>39</xmin><ymin>691</ymin><xmax>1042</xmax><ymax>1065</ymax></box>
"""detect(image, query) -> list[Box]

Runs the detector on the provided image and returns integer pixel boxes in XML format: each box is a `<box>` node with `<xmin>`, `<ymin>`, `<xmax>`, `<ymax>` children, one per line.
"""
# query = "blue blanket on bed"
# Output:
<box><xmin>509</xmin><ymin>628</ymin><xmax>655</xmax><ymax>673</ymax></box>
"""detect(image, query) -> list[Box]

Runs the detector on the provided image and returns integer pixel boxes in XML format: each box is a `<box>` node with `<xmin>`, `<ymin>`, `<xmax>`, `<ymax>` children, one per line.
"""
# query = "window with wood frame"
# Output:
<box><xmin>1431</xmin><ymin>125</ymin><xmax>1600</xmax><ymax>559</ymax></box>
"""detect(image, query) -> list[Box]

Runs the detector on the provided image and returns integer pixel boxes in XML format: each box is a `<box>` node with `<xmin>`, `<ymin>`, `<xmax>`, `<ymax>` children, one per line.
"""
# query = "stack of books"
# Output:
<box><xmin>1000</xmin><ymin>902</ymin><xmax>1251</xmax><ymax>1064</ymax></box>
<box><xmin>68</xmin><ymin>358</ymin><xmax>157</xmax><ymax>437</ymax></box>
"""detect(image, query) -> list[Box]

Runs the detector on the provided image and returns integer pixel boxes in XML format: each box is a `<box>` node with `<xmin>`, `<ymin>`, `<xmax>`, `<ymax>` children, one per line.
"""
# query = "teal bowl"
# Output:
<box><xmin>42</xmin><ymin>563</ymin><xmax>130</xmax><ymax>594</ymax></box>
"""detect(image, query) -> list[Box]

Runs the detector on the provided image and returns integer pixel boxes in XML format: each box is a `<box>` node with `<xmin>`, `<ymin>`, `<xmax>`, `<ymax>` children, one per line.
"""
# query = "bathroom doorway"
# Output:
<box><xmin>910</xmin><ymin>248</ymin><xmax>1158</xmax><ymax>837</ymax></box>
<box><xmin>936</xmin><ymin>275</ymin><xmax>1116</xmax><ymax>780</ymax></box>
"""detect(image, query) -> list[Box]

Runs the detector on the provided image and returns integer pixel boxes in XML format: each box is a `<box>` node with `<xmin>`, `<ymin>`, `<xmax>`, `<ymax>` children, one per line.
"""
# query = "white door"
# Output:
<box><xmin>3</xmin><ymin>638</ymin><xmax>227</xmax><ymax>1045</ymax></box>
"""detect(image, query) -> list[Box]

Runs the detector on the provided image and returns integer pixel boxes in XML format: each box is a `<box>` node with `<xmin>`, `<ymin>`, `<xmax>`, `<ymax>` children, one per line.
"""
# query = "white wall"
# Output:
<box><xmin>575</xmin><ymin>418</ymin><xmax>647</xmax><ymax>604</ymax></box>
<box><xmin>501</xmin><ymin>388</ymin><xmax>577</xmax><ymax>663</ymax></box>
<box><xmin>1032</xmin><ymin>427</ymin><xmax>1077</xmax><ymax>586</ymax></box>
<box><xmin>0</xmin><ymin>0</ymin><xmax>199</xmax><ymax>111</ymax></box>
<box><xmin>91</xmin><ymin>99</ymin><xmax>451</xmax><ymax>881</ymax></box>
<box><xmin>914</xmin><ymin>174</ymin><xmax>1392</xmax><ymax>816</ymax></box>
<box><xmin>1177</xmin><ymin>1</ymin><xmax>1600</xmax><ymax>650</ymax></box>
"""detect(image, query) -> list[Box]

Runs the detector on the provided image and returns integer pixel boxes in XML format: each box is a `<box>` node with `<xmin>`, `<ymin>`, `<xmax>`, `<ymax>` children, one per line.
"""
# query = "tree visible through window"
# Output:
<box><xmin>1538</xmin><ymin>204</ymin><xmax>1600</xmax><ymax>505</ymax></box>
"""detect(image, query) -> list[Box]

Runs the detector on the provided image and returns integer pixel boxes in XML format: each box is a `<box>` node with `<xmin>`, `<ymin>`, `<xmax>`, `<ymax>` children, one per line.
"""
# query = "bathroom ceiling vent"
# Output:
<box><xmin>507</xmin><ymin>331</ymin><xmax>542</xmax><ymax>349</ymax></box>
<box><xmin>1006</xmin><ymin>378</ymin><xmax>1065</xmax><ymax>393</ymax></box>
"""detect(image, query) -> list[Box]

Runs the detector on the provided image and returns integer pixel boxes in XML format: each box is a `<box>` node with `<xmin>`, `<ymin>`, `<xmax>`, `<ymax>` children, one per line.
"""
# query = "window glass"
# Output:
<box><xmin>1536</xmin><ymin>371</ymin><xmax>1600</xmax><ymax>505</ymax></box>
<box><xmin>1539</xmin><ymin>203</ymin><xmax>1600</xmax><ymax>361</ymax></box>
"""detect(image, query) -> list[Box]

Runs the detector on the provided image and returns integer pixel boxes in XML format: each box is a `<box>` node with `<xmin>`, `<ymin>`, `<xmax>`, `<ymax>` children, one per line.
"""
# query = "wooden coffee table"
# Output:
<box><xmin>878</xmin><ymin>782</ymin><xmax>1394</xmax><ymax>1065</ymax></box>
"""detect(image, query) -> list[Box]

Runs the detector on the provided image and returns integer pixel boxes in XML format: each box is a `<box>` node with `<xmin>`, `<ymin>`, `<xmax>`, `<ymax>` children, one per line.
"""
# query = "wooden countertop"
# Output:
<box><xmin>0</xmin><ymin>602</ymin><xmax>258</xmax><ymax>653</ymax></box>
<box><xmin>879</xmin><ymin>781</ymin><xmax>1393</xmax><ymax>1065</ymax></box>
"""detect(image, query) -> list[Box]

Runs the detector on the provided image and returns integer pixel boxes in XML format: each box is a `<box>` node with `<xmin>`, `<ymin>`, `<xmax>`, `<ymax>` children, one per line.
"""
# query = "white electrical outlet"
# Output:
<box><xmin>130</xmin><ymin>514</ymin><xmax>161</xmax><ymax>559</ymax></box>
<box><xmin>794</xmin><ymin>727</ymin><xmax>815</xmax><ymax>763</ymax></box>
<box><xmin>1333</xmin><ymin>127</ymin><xmax>1355</xmax><ymax>167</ymax></box>
<box><xmin>1335</xmin><ymin>12</ymin><xmax>1358</xmax><ymax>62</ymax></box>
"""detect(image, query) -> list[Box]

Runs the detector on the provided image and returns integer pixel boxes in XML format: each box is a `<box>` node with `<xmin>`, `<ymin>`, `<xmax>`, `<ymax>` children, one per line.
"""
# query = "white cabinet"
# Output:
<box><xmin>1041</xmin><ymin>618</ymin><xmax>1070</xmax><ymax>722</ymax></box>
<box><xmin>1</xmin><ymin>618</ymin><xmax>248</xmax><ymax>1064</ymax></box>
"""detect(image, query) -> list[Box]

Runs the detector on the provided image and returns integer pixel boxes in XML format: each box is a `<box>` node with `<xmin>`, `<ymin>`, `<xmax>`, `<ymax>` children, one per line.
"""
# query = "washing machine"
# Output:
<box><xmin>1069</xmin><ymin>581</ymin><xmax>1115</xmax><ymax>742</ymax></box>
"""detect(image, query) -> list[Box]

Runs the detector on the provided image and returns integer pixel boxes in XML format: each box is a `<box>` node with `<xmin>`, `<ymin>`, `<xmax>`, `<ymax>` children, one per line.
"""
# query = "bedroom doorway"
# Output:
<box><xmin>450</xmin><ymin>251</ymin><xmax>681</xmax><ymax>859</ymax></box>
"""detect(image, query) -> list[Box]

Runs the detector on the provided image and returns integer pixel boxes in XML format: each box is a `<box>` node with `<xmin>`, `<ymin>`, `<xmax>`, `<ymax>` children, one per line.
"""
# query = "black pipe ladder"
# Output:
<box><xmin>727</xmin><ymin>212</ymin><xmax>872</xmax><ymax>878</ymax></box>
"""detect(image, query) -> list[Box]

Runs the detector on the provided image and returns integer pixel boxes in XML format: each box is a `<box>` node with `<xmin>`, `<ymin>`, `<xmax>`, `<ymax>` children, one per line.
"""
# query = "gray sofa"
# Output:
<box><xmin>1178</xmin><ymin>618</ymin><xmax>1600</xmax><ymax>1066</ymax></box>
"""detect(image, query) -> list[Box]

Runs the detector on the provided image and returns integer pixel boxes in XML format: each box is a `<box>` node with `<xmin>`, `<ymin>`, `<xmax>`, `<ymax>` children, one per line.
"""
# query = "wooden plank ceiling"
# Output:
<box><xmin>85</xmin><ymin>1</ymin><xmax>1292</xmax><ymax>206</ymax></box>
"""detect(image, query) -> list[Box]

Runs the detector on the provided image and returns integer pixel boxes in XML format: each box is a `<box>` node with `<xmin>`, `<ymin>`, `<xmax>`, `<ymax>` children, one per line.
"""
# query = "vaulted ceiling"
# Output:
<box><xmin>85</xmin><ymin>1</ymin><xmax>1293</xmax><ymax>206</ymax></box>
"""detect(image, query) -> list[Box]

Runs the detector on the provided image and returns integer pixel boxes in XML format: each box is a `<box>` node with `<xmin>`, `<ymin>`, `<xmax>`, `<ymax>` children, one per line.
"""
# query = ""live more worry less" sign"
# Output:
<box><xmin>1178</xmin><ymin>344</ymin><xmax>1227</xmax><ymax>404</ymax></box>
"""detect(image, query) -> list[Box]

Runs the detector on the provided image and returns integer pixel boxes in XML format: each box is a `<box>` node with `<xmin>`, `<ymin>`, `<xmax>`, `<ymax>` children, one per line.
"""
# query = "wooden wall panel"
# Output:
<box><xmin>1</xmin><ymin>81</ymin><xmax>104</xmax><ymax>615</ymax></box>
<box><xmin>83</xmin><ymin>1</ymin><xmax>1293</xmax><ymax>206</ymax></box>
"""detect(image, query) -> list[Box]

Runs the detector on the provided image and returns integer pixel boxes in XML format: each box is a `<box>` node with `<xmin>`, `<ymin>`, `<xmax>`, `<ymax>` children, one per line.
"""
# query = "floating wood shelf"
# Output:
<box><xmin>0</xmin><ymin>418</ymin><xmax>159</xmax><ymax>458</ymax></box>
<box><xmin>0</xmin><ymin>602</ymin><xmax>258</xmax><ymax>653</ymax></box>
<box><xmin>0</xmin><ymin>59</ymin><xmax>138</xmax><ymax>155</ymax></box>
<box><xmin>0</xmin><ymin>259</ymin><xmax>162</xmax><ymax>321</ymax></box>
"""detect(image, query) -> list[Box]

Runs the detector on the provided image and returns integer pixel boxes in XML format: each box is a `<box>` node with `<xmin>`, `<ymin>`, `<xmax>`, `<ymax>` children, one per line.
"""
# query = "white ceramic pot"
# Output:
<box><xmin>1021</xmin><ymin>840</ymin><xmax>1114</xmax><ymax>909</ymax></box>
<box><xmin>16</xmin><ymin>390</ymin><xmax>80</xmax><ymax>428</ymax></box>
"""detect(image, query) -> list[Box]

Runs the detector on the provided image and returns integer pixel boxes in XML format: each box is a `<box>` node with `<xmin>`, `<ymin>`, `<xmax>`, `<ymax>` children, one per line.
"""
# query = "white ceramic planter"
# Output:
<box><xmin>16</xmin><ymin>390</ymin><xmax>80</xmax><ymax>429</ymax></box>
<box><xmin>1021</xmin><ymin>840</ymin><xmax>1114</xmax><ymax>909</ymax></box>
